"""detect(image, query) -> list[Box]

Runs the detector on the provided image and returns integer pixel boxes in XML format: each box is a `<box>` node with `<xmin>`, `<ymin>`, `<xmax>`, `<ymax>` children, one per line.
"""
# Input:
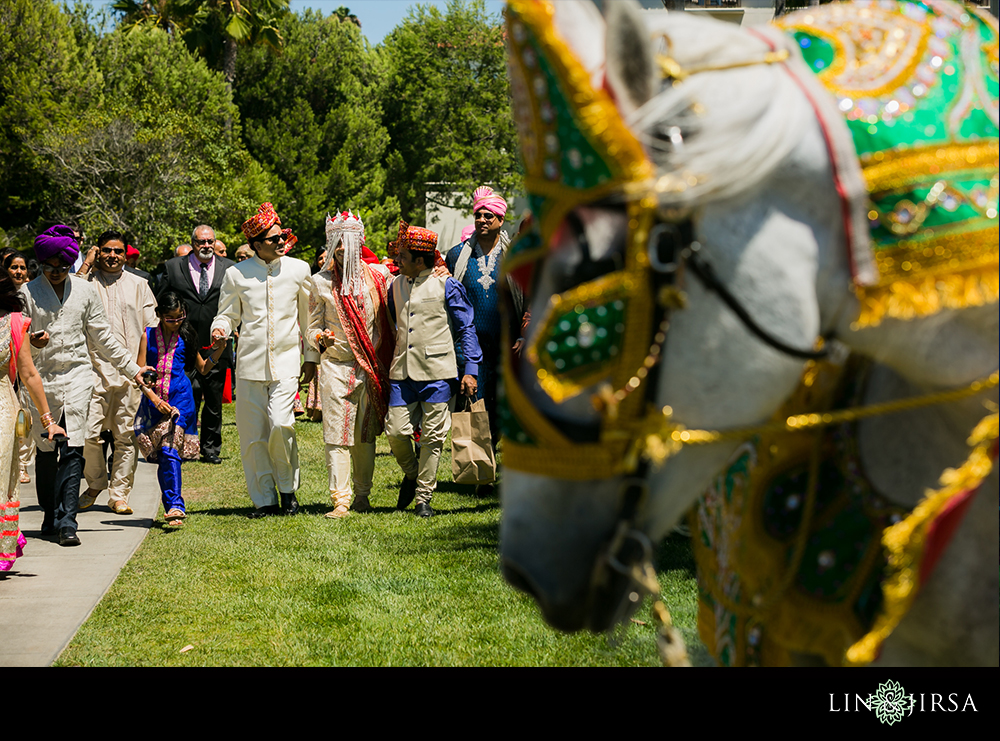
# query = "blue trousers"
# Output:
<box><xmin>156</xmin><ymin>447</ymin><xmax>185</xmax><ymax>513</ymax></box>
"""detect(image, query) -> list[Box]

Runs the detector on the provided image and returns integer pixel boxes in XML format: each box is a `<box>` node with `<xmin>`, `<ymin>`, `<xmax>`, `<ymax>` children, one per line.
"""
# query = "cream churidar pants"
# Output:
<box><xmin>83</xmin><ymin>382</ymin><xmax>141</xmax><ymax>504</ymax></box>
<box><xmin>235</xmin><ymin>377</ymin><xmax>300</xmax><ymax>509</ymax></box>
<box><xmin>326</xmin><ymin>387</ymin><xmax>375</xmax><ymax>508</ymax></box>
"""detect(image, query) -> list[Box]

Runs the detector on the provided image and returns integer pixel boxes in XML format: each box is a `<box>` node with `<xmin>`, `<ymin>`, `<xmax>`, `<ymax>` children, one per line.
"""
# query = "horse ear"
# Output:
<box><xmin>604</xmin><ymin>0</ymin><xmax>659</xmax><ymax>117</ymax></box>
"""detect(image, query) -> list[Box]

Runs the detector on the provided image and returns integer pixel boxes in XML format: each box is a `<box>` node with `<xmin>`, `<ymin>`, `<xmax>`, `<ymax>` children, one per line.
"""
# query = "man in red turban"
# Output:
<box><xmin>384</xmin><ymin>222</ymin><xmax>482</xmax><ymax>517</ymax></box>
<box><xmin>211</xmin><ymin>203</ymin><xmax>319</xmax><ymax>518</ymax></box>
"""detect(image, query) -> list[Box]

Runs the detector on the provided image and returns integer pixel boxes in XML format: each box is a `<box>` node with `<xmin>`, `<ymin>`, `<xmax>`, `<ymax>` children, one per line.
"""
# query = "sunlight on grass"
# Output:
<box><xmin>57</xmin><ymin>406</ymin><xmax>705</xmax><ymax>666</ymax></box>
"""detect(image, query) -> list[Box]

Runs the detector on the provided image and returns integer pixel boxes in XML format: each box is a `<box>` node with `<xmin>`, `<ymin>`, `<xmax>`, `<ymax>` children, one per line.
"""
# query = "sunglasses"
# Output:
<box><xmin>162</xmin><ymin>314</ymin><xmax>187</xmax><ymax>324</ymax></box>
<box><xmin>41</xmin><ymin>264</ymin><xmax>71</xmax><ymax>274</ymax></box>
<box><xmin>100</xmin><ymin>247</ymin><xmax>125</xmax><ymax>255</ymax></box>
<box><xmin>194</xmin><ymin>239</ymin><xmax>215</xmax><ymax>245</ymax></box>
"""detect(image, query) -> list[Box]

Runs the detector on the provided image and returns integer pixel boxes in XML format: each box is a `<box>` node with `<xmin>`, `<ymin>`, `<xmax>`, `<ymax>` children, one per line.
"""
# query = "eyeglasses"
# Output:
<box><xmin>474</xmin><ymin>211</ymin><xmax>497</xmax><ymax>222</ymax></box>
<box><xmin>194</xmin><ymin>238</ymin><xmax>215</xmax><ymax>245</ymax></box>
<box><xmin>41</xmin><ymin>264</ymin><xmax>71</xmax><ymax>274</ymax></box>
<box><xmin>162</xmin><ymin>314</ymin><xmax>187</xmax><ymax>324</ymax></box>
<box><xmin>100</xmin><ymin>247</ymin><xmax>125</xmax><ymax>255</ymax></box>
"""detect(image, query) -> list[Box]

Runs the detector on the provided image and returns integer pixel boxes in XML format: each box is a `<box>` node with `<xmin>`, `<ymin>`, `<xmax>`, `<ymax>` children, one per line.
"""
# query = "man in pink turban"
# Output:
<box><xmin>444</xmin><ymin>187</ymin><xmax>525</xmax><ymax>495</ymax></box>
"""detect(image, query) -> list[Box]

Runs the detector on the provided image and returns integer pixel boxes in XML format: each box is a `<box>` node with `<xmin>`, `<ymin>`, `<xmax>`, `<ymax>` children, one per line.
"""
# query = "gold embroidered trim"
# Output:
<box><xmin>503</xmin><ymin>439</ymin><xmax>628</xmax><ymax>481</ymax></box>
<box><xmin>871</xmin><ymin>224</ymin><xmax>999</xmax><ymax>281</ymax></box>
<box><xmin>861</xmin><ymin>142</ymin><xmax>999</xmax><ymax>194</ymax></box>
<box><xmin>853</xmin><ymin>258</ymin><xmax>999</xmax><ymax>328</ymax></box>
<box><xmin>844</xmin><ymin>412</ymin><xmax>998</xmax><ymax>666</ymax></box>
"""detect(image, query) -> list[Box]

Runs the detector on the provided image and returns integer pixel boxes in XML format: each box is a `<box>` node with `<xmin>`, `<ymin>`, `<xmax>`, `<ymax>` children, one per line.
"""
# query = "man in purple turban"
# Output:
<box><xmin>22</xmin><ymin>225</ymin><xmax>152</xmax><ymax>547</ymax></box>
<box><xmin>33</xmin><ymin>225</ymin><xmax>80</xmax><ymax>265</ymax></box>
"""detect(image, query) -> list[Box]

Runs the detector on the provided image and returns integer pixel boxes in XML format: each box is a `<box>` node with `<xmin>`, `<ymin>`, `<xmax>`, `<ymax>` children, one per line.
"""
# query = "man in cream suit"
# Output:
<box><xmin>386</xmin><ymin>222</ymin><xmax>482</xmax><ymax>518</ymax></box>
<box><xmin>211</xmin><ymin>203</ymin><xmax>319</xmax><ymax>518</ymax></box>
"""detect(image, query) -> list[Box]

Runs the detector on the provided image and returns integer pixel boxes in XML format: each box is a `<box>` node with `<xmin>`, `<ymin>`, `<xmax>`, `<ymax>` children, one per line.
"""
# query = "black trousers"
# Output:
<box><xmin>190</xmin><ymin>362</ymin><xmax>226</xmax><ymax>458</ymax></box>
<box><xmin>35</xmin><ymin>434</ymin><xmax>84</xmax><ymax>534</ymax></box>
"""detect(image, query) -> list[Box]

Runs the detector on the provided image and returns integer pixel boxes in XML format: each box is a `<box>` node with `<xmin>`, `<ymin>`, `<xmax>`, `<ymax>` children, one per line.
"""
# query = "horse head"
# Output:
<box><xmin>498</xmin><ymin>0</ymin><xmax>999</xmax><ymax>635</ymax></box>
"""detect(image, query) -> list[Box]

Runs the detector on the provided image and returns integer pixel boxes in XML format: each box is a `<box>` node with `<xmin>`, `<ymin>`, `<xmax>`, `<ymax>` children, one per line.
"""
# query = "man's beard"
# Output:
<box><xmin>198</xmin><ymin>247</ymin><xmax>215</xmax><ymax>260</ymax></box>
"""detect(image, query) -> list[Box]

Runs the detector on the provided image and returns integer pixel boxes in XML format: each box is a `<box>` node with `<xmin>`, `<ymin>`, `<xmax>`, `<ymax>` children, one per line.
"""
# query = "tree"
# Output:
<box><xmin>29</xmin><ymin>25</ymin><xmax>272</xmax><ymax>266</ymax></box>
<box><xmin>113</xmin><ymin>0</ymin><xmax>290</xmax><ymax>89</ymax></box>
<box><xmin>0</xmin><ymin>0</ymin><xmax>104</xmax><ymax>228</ymax></box>
<box><xmin>236</xmin><ymin>9</ymin><xmax>396</xmax><ymax>254</ymax></box>
<box><xmin>379</xmin><ymin>0</ymin><xmax>520</xmax><ymax>225</ymax></box>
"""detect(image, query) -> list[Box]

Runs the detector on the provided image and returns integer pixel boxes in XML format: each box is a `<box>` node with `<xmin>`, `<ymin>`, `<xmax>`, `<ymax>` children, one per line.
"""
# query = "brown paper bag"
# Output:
<box><xmin>451</xmin><ymin>397</ymin><xmax>496</xmax><ymax>485</ymax></box>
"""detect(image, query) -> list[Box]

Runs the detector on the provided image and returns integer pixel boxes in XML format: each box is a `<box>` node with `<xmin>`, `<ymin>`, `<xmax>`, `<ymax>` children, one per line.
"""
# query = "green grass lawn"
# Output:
<box><xmin>56</xmin><ymin>405</ymin><xmax>707</xmax><ymax>666</ymax></box>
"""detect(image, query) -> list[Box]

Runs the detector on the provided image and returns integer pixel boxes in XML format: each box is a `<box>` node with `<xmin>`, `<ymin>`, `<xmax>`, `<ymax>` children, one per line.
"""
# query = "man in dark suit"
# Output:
<box><xmin>155</xmin><ymin>224</ymin><xmax>234</xmax><ymax>464</ymax></box>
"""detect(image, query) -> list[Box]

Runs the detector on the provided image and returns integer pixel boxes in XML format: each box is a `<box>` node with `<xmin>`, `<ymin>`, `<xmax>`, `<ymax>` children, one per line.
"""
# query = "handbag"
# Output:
<box><xmin>15</xmin><ymin>388</ymin><xmax>31</xmax><ymax>440</ymax></box>
<box><xmin>451</xmin><ymin>397</ymin><xmax>496</xmax><ymax>485</ymax></box>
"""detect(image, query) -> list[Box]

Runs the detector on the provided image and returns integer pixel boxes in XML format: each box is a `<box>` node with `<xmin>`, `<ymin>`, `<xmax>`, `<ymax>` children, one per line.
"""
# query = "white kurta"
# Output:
<box><xmin>210</xmin><ymin>254</ymin><xmax>319</xmax><ymax>508</ymax></box>
<box><xmin>83</xmin><ymin>269</ymin><xmax>158</xmax><ymax>501</ymax></box>
<box><xmin>21</xmin><ymin>275</ymin><xmax>141</xmax><ymax>449</ymax></box>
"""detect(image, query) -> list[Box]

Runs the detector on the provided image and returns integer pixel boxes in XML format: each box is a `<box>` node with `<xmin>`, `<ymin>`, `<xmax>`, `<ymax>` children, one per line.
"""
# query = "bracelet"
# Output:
<box><xmin>40</xmin><ymin>412</ymin><xmax>54</xmax><ymax>427</ymax></box>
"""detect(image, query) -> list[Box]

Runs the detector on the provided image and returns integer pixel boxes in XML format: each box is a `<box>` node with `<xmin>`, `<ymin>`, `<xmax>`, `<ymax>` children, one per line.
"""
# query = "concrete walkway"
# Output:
<box><xmin>0</xmin><ymin>457</ymin><xmax>161</xmax><ymax>666</ymax></box>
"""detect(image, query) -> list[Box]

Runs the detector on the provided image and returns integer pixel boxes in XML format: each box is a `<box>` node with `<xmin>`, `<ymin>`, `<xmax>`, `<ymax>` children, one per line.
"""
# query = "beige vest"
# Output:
<box><xmin>390</xmin><ymin>271</ymin><xmax>457</xmax><ymax>382</ymax></box>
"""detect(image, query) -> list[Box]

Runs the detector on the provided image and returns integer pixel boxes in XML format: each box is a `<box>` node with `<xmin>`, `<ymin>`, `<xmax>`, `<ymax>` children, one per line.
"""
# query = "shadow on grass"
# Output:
<box><xmin>654</xmin><ymin>532</ymin><xmax>697</xmax><ymax>581</ymax></box>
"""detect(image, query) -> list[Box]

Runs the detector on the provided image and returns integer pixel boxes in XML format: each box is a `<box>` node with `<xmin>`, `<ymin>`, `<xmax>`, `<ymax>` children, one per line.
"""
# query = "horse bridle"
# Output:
<box><xmin>569</xmin><ymin>209</ymin><xmax>830</xmax><ymax>655</ymax></box>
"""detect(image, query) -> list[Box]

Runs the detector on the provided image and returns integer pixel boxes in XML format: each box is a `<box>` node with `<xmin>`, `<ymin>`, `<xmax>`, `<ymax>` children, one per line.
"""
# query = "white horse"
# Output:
<box><xmin>499</xmin><ymin>0</ymin><xmax>998</xmax><ymax>665</ymax></box>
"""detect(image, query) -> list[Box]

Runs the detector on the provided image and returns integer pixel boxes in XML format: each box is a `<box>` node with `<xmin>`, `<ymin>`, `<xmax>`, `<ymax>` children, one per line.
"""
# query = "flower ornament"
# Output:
<box><xmin>869</xmin><ymin>680</ymin><xmax>913</xmax><ymax>725</ymax></box>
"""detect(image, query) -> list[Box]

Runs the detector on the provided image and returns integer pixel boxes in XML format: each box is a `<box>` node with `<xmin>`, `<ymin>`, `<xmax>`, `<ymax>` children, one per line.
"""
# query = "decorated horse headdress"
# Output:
<box><xmin>500</xmin><ymin>0</ymin><xmax>998</xmax><ymax>482</ymax></box>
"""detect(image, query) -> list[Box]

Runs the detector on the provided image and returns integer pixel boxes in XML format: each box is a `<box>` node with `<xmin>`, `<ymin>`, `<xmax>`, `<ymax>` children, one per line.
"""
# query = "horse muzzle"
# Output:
<box><xmin>500</xmin><ymin>471</ymin><xmax>647</xmax><ymax>633</ymax></box>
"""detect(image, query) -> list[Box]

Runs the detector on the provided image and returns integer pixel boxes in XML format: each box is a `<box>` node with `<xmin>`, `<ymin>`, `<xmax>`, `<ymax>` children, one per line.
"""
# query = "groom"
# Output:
<box><xmin>211</xmin><ymin>203</ymin><xmax>319</xmax><ymax>517</ymax></box>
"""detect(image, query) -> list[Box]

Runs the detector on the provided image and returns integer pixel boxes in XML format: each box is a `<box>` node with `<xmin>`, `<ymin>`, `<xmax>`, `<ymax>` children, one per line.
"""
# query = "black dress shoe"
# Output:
<box><xmin>414</xmin><ymin>502</ymin><xmax>435</xmax><ymax>518</ymax></box>
<box><xmin>396</xmin><ymin>476</ymin><xmax>417</xmax><ymax>511</ymax></box>
<box><xmin>279</xmin><ymin>493</ymin><xmax>300</xmax><ymax>516</ymax></box>
<box><xmin>40</xmin><ymin>523</ymin><xmax>56</xmax><ymax>538</ymax></box>
<box><xmin>200</xmin><ymin>453</ymin><xmax>222</xmax><ymax>465</ymax></box>
<box><xmin>247</xmin><ymin>505</ymin><xmax>281</xmax><ymax>519</ymax></box>
<box><xmin>59</xmin><ymin>528</ymin><xmax>81</xmax><ymax>547</ymax></box>
<box><xmin>475</xmin><ymin>484</ymin><xmax>495</xmax><ymax>497</ymax></box>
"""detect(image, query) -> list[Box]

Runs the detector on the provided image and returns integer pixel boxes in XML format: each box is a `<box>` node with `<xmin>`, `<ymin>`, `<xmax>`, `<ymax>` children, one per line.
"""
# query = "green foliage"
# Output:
<box><xmin>236</xmin><ymin>8</ymin><xmax>397</xmax><ymax>257</ymax></box>
<box><xmin>380</xmin><ymin>0</ymin><xmax>520</xmax><ymax>225</ymax></box>
<box><xmin>29</xmin><ymin>25</ymin><xmax>273</xmax><ymax>266</ymax></box>
<box><xmin>0</xmin><ymin>0</ymin><xmax>104</xmax><ymax>226</ymax></box>
<box><xmin>1</xmin><ymin>0</ymin><xmax>522</xmax><ymax>268</ymax></box>
<box><xmin>114</xmin><ymin>1</ymin><xmax>291</xmax><ymax>84</ymax></box>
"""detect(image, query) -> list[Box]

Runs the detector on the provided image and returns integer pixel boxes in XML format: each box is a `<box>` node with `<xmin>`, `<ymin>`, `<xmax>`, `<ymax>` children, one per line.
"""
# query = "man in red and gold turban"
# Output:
<box><xmin>384</xmin><ymin>221</ymin><xmax>482</xmax><ymax>518</ymax></box>
<box><xmin>211</xmin><ymin>203</ymin><xmax>320</xmax><ymax>518</ymax></box>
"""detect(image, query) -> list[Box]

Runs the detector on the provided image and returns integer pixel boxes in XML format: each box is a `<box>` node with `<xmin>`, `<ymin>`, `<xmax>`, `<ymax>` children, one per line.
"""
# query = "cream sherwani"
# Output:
<box><xmin>211</xmin><ymin>255</ymin><xmax>319</xmax><ymax>508</ymax></box>
<box><xmin>21</xmin><ymin>275</ymin><xmax>141</xmax><ymax>449</ymax></box>
<box><xmin>83</xmin><ymin>269</ymin><xmax>158</xmax><ymax>504</ymax></box>
<box><xmin>306</xmin><ymin>263</ymin><xmax>391</xmax><ymax>509</ymax></box>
